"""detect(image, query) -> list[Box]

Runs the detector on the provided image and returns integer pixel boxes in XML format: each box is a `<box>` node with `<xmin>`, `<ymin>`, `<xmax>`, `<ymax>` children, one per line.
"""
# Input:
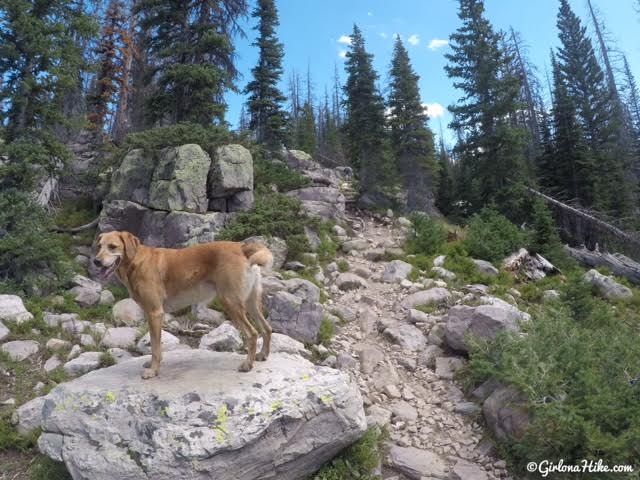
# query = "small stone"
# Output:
<box><xmin>391</xmin><ymin>400</ymin><xmax>418</xmax><ymax>421</ymax></box>
<box><xmin>43</xmin><ymin>355</ymin><xmax>62</xmax><ymax>373</ymax></box>
<box><xmin>199</xmin><ymin>322</ymin><xmax>243</xmax><ymax>352</ymax></box>
<box><xmin>99</xmin><ymin>290</ymin><xmax>116</xmax><ymax>306</ymax></box>
<box><xmin>384</xmin><ymin>384</ymin><xmax>402</xmax><ymax>398</ymax></box>
<box><xmin>1</xmin><ymin>340</ymin><xmax>39</xmax><ymax>361</ymax></box>
<box><xmin>101</xmin><ymin>327</ymin><xmax>138</xmax><ymax>349</ymax></box>
<box><xmin>67</xmin><ymin>345</ymin><xmax>81</xmax><ymax>360</ymax></box>
<box><xmin>63</xmin><ymin>351</ymin><xmax>102</xmax><ymax>375</ymax></box>
<box><xmin>79</xmin><ymin>334</ymin><xmax>95</xmax><ymax>347</ymax></box>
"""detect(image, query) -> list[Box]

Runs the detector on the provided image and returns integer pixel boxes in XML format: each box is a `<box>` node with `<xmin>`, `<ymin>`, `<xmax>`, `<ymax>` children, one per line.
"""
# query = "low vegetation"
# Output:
<box><xmin>462</xmin><ymin>207</ymin><xmax>525</xmax><ymax>263</ymax></box>
<box><xmin>404</xmin><ymin>213</ymin><xmax>448</xmax><ymax>255</ymax></box>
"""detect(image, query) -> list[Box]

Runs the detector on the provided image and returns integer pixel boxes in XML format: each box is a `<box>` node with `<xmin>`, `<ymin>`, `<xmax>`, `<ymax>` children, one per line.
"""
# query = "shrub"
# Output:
<box><xmin>405</xmin><ymin>213</ymin><xmax>448</xmax><ymax>255</ymax></box>
<box><xmin>463</xmin><ymin>208</ymin><xmax>524</xmax><ymax>263</ymax></box>
<box><xmin>0</xmin><ymin>189</ymin><xmax>71</xmax><ymax>292</ymax></box>
<box><xmin>313</xmin><ymin>427</ymin><xmax>387</xmax><ymax>480</ymax></box>
<box><xmin>217</xmin><ymin>192</ymin><xmax>314</xmax><ymax>261</ymax></box>
<box><xmin>120</xmin><ymin>123</ymin><xmax>231</xmax><ymax>156</ymax></box>
<box><xmin>29</xmin><ymin>456</ymin><xmax>72</xmax><ymax>480</ymax></box>
<box><xmin>253</xmin><ymin>154</ymin><xmax>311</xmax><ymax>192</ymax></box>
<box><xmin>336</xmin><ymin>259</ymin><xmax>349</xmax><ymax>272</ymax></box>
<box><xmin>526</xmin><ymin>199</ymin><xmax>571</xmax><ymax>268</ymax></box>
<box><xmin>317</xmin><ymin>317</ymin><xmax>335</xmax><ymax>345</ymax></box>
<box><xmin>468</xmin><ymin>281</ymin><xmax>640</xmax><ymax>474</ymax></box>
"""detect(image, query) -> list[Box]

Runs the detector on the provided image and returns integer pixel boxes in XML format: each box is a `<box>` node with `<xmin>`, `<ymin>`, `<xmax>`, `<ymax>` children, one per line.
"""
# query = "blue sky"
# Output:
<box><xmin>225</xmin><ymin>0</ymin><xmax>640</xmax><ymax>145</ymax></box>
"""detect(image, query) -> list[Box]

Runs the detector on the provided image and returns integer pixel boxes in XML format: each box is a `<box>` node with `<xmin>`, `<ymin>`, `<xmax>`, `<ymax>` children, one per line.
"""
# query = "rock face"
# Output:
<box><xmin>100</xmin><ymin>144</ymin><xmax>254</xmax><ymax>248</ymax></box>
<box><xmin>0</xmin><ymin>295</ymin><xmax>33</xmax><ymax>324</ymax></box>
<box><xmin>444</xmin><ymin>304</ymin><xmax>527</xmax><ymax>353</ymax></box>
<box><xmin>264</xmin><ymin>291</ymin><xmax>323</xmax><ymax>343</ymax></box>
<box><xmin>483</xmin><ymin>386</ymin><xmax>530</xmax><ymax>442</ymax></box>
<box><xmin>583</xmin><ymin>269</ymin><xmax>633</xmax><ymax>301</ymax></box>
<box><xmin>286</xmin><ymin>187</ymin><xmax>345</xmax><ymax>220</ymax></box>
<box><xmin>38</xmin><ymin>350</ymin><xmax>366</xmax><ymax>480</ymax></box>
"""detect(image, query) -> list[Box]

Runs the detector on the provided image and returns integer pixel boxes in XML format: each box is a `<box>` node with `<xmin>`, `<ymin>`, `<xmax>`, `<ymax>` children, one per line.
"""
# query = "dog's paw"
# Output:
<box><xmin>255</xmin><ymin>352</ymin><xmax>268</xmax><ymax>362</ymax></box>
<box><xmin>141</xmin><ymin>368</ymin><xmax>158</xmax><ymax>379</ymax></box>
<box><xmin>238</xmin><ymin>361</ymin><xmax>253</xmax><ymax>372</ymax></box>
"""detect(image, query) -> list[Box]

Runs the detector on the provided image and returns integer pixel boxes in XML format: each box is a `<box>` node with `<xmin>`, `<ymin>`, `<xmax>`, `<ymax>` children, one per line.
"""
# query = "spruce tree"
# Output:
<box><xmin>622</xmin><ymin>56</ymin><xmax>640</xmax><ymax>159</ymax></box>
<box><xmin>444</xmin><ymin>0</ymin><xmax>526</xmax><ymax>214</ymax></box>
<box><xmin>556</xmin><ymin>0</ymin><xmax>631</xmax><ymax>216</ymax></box>
<box><xmin>245</xmin><ymin>0</ymin><xmax>287</xmax><ymax>149</ymax></box>
<box><xmin>435</xmin><ymin>134</ymin><xmax>454</xmax><ymax>215</ymax></box>
<box><xmin>388</xmin><ymin>36</ymin><xmax>438</xmax><ymax>213</ymax></box>
<box><xmin>549</xmin><ymin>53</ymin><xmax>595</xmax><ymax>204</ymax></box>
<box><xmin>135</xmin><ymin>0</ymin><xmax>247</xmax><ymax>126</ymax></box>
<box><xmin>0</xmin><ymin>0</ymin><xmax>97</xmax><ymax>188</ymax></box>
<box><xmin>343</xmin><ymin>24</ymin><xmax>389</xmax><ymax>197</ymax></box>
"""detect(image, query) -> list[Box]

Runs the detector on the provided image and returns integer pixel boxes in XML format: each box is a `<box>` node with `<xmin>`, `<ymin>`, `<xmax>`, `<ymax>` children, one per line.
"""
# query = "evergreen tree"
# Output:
<box><xmin>343</xmin><ymin>24</ymin><xmax>389</xmax><ymax>196</ymax></box>
<box><xmin>556</xmin><ymin>0</ymin><xmax>631</xmax><ymax>215</ymax></box>
<box><xmin>296</xmin><ymin>101</ymin><xmax>316</xmax><ymax>154</ymax></box>
<box><xmin>245</xmin><ymin>0</ymin><xmax>287</xmax><ymax>149</ymax></box>
<box><xmin>548</xmin><ymin>53</ymin><xmax>595</xmax><ymax>204</ymax></box>
<box><xmin>88</xmin><ymin>0</ymin><xmax>127</xmax><ymax>139</ymax></box>
<box><xmin>444</xmin><ymin>0</ymin><xmax>526</xmax><ymax>215</ymax></box>
<box><xmin>435</xmin><ymin>132</ymin><xmax>454</xmax><ymax>215</ymax></box>
<box><xmin>388</xmin><ymin>36</ymin><xmax>438</xmax><ymax>213</ymax></box>
<box><xmin>0</xmin><ymin>0</ymin><xmax>97</xmax><ymax>188</ymax></box>
<box><xmin>622</xmin><ymin>56</ymin><xmax>640</xmax><ymax>157</ymax></box>
<box><xmin>135</xmin><ymin>0</ymin><xmax>247</xmax><ymax>126</ymax></box>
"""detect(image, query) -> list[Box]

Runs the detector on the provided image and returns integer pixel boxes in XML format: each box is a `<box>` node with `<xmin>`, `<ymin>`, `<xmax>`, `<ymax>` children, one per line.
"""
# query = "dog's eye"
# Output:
<box><xmin>108</xmin><ymin>244</ymin><xmax>117</xmax><ymax>250</ymax></box>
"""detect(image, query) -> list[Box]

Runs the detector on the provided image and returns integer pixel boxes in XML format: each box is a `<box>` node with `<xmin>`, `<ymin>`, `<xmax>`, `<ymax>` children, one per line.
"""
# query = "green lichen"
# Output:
<box><xmin>105</xmin><ymin>391</ymin><xmax>116</xmax><ymax>404</ymax></box>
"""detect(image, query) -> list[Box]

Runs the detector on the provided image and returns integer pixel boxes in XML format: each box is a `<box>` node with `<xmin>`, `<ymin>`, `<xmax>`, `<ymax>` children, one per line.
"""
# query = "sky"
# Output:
<box><xmin>224</xmin><ymin>0</ymin><xmax>640</xmax><ymax>145</ymax></box>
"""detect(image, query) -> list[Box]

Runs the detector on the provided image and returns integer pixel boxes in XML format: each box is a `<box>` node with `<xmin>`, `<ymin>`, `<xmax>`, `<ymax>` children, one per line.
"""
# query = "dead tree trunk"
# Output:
<box><xmin>565</xmin><ymin>245</ymin><xmax>640</xmax><ymax>285</ymax></box>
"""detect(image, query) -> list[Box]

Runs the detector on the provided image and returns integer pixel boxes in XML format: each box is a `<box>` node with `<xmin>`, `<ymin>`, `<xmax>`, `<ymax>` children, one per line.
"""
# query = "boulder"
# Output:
<box><xmin>382</xmin><ymin>260</ymin><xmax>413</xmax><ymax>283</ymax></box>
<box><xmin>112</xmin><ymin>298</ymin><xmax>145</xmax><ymax>326</ymax></box>
<box><xmin>401</xmin><ymin>288</ymin><xmax>451</xmax><ymax>309</ymax></box>
<box><xmin>63</xmin><ymin>352</ymin><xmax>103</xmax><ymax>376</ymax></box>
<box><xmin>477</xmin><ymin>295</ymin><xmax>531</xmax><ymax>321</ymax></box>
<box><xmin>0</xmin><ymin>295</ymin><xmax>33</xmax><ymax>324</ymax></box>
<box><xmin>282</xmin><ymin>149</ymin><xmax>318</xmax><ymax>170</ymax></box>
<box><xmin>13</xmin><ymin>396</ymin><xmax>46</xmax><ymax>434</ymax></box>
<box><xmin>163</xmin><ymin>211</ymin><xmax>228</xmax><ymax>247</ymax></box>
<box><xmin>483</xmin><ymin>386</ymin><xmax>530</xmax><ymax>442</ymax></box>
<box><xmin>1</xmin><ymin>340</ymin><xmax>39</xmax><ymax>361</ymax></box>
<box><xmin>583</xmin><ymin>269</ymin><xmax>633</xmax><ymax>301</ymax></box>
<box><xmin>452</xmin><ymin>459</ymin><xmax>489</xmax><ymax>480</ymax></box>
<box><xmin>192</xmin><ymin>304</ymin><xmax>226</xmax><ymax>326</ymax></box>
<box><xmin>227</xmin><ymin>190</ymin><xmax>254</xmax><ymax>212</ymax></box>
<box><xmin>473</xmin><ymin>259</ymin><xmax>499</xmax><ymax>276</ymax></box>
<box><xmin>199</xmin><ymin>322</ymin><xmax>243</xmax><ymax>352</ymax></box>
<box><xmin>286</xmin><ymin>187</ymin><xmax>345</xmax><ymax>220</ymax></box>
<box><xmin>336</xmin><ymin>272</ymin><xmax>367</xmax><ymax>291</ymax></box>
<box><xmin>38</xmin><ymin>350</ymin><xmax>366</xmax><ymax>480</ymax></box>
<box><xmin>383</xmin><ymin>325</ymin><xmax>427</xmax><ymax>352</ymax></box>
<box><xmin>107</xmin><ymin>348</ymin><xmax>134</xmax><ymax>364</ymax></box>
<box><xmin>264</xmin><ymin>292</ymin><xmax>323</xmax><ymax>343</ymax></box>
<box><xmin>99</xmin><ymin>290</ymin><xmax>115</xmax><ymax>306</ymax></box>
<box><xmin>69</xmin><ymin>275</ymin><xmax>102</xmax><ymax>307</ymax></box>
<box><xmin>341</xmin><ymin>239</ymin><xmax>369</xmax><ymax>253</ymax></box>
<box><xmin>101</xmin><ymin>327</ymin><xmax>138</xmax><ymax>349</ymax></box>
<box><xmin>281</xmin><ymin>278</ymin><xmax>321</xmax><ymax>303</ymax></box>
<box><xmin>208</xmin><ymin>144</ymin><xmax>253</xmax><ymax>199</ymax></box>
<box><xmin>256</xmin><ymin>333</ymin><xmax>308</xmax><ymax>358</ymax></box>
<box><xmin>107</xmin><ymin>149</ymin><xmax>155</xmax><ymax>204</ymax></box>
<box><xmin>61</xmin><ymin>318</ymin><xmax>90</xmax><ymax>334</ymax></box>
<box><xmin>137</xmin><ymin>330</ymin><xmax>181</xmax><ymax>354</ymax></box>
<box><xmin>148</xmin><ymin>144</ymin><xmax>210</xmax><ymax>213</ymax></box>
<box><xmin>243</xmin><ymin>236</ymin><xmax>287</xmax><ymax>270</ymax></box>
<box><xmin>431</xmin><ymin>266</ymin><xmax>456</xmax><ymax>281</ymax></box>
<box><xmin>444</xmin><ymin>304</ymin><xmax>527</xmax><ymax>353</ymax></box>
<box><xmin>44</xmin><ymin>356</ymin><xmax>63</xmax><ymax>373</ymax></box>
<box><xmin>435</xmin><ymin>356</ymin><xmax>466</xmax><ymax>380</ymax></box>
<box><xmin>386</xmin><ymin>445</ymin><xmax>447</xmax><ymax>480</ymax></box>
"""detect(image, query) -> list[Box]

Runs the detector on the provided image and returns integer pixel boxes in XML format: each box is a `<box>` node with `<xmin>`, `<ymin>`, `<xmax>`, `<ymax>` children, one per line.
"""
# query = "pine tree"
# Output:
<box><xmin>0</xmin><ymin>0</ymin><xmax>97</xmax><ymax>188</ymax></box>
<box><xmin>297</xmin><ymin>101</ymin><xmax>316</xmax><ymax>154</ymax></box>
<box><xmin>622</xmin><ymin>56</ymin><xmax>640</xmax><ymax>154</ymax></box>
<box><xmin>435</xmin><ymin>131</ymin><xmax>454</xmax><ymax>215</ymax></box>
<box><xmin>135</xmin><ymin>0</ymin><xmax>247</xmax><ymax>126</ymax></box>
<box><xmin>88</xmin><ymin>0</ymin><xmax>127</xmax><ymax>139</ymax></box>
<box><xmin>549</xmin><ymin>53</ymin><xmax>595</xmax><ymax>204</ymax></box>
<box><xmin>245</xmin><ymin>0</ymin><xmax>287</xmax><ymax>149</ymax></box>
<box><xmin>444</xmin><ymin>0</ymin><xmax>526</xmax><ymax>214</ymax></box>
<box><xmin>388</xmin><ymin>36</ymin><xmax>438</xmax><ymax>213</ymax></box>
<box><xmin>343</xmin><ymin>24</ymin><xmax>389</xmax><ymax>196</ymax></box>
<box><xmin>112</xmin><ymin>0</ymin><xmax>138</xmax><ymax>145</ymax></box>
<box><xmin>556</xmin><ymin>0</ymin><xmax>631</xmax><ymax>216</ymax></box>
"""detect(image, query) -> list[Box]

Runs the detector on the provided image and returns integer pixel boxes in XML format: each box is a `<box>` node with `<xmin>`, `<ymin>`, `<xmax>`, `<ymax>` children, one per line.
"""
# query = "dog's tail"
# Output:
<box><xmin>241</xmin><ymin>243</ymin><xmax>274</xmax><ymax>272</ymax></box>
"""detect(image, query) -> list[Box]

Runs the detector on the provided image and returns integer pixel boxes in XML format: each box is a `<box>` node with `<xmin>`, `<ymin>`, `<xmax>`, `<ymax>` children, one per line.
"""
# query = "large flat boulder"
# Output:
<box><xmin>107</xmin><ymin>149</ymin><xmax>155</xmax><ymax>204</ymax></box>
<box><xmin>286</xmin><ymin>187</ymin><xmax>345</xmax><ymax>220</ymax></box>
<box><xmin>444</xmin><ymin>304</ymin><xmax>527</xmax><ymax>353</ymax></box>
<box><xmin>148</xmin><ymin>144</ymin><xmax>210</xmax><ymax>213</ymax></box>
<box><xmin>401</xmin><ymin>288</ymin><xmax>451</xmax><ymax>309</ymax></box>
<box><xmin>264</xmin><ymin>291</ymin><xmax>323</xmax><ymax>343</ymax></box>
<box><xmin>0</xmin><ymin>294</ymin><xmax>34</xmax><ymax>324</ymax></box>
<box><xmin>207</xmin><ymin>144</ymin><xmax>253</xmax><ymax>198</ymax></box>
<box><xmin>38</xmin><ymin>350</ymin><xmax>366</xmax><ymax>480</ymax></box>
<box><xmin>583</xmin><ymin>269</ymin><xmax>633</xmax><ymax>301</ymax></box>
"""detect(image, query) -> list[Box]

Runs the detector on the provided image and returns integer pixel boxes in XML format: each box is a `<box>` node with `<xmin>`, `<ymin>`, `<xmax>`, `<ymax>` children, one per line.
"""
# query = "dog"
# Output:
<box><xmin>93</xmin><ymin>231</ymin><xmax>273</xmax><ymax>379</ymax></box>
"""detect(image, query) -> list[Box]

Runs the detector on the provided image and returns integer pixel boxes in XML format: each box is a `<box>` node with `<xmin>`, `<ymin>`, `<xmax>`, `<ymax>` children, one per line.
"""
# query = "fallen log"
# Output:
<box><xmin>503</xmin><ymin>248</ymin><xmax>561</xmax><ymax>282</ymax></box>
<box><xmin>565</xmin><ymin>245</ymin><xmax>640</xmax><ymax>285</ymax></box>
<box><xmin>54</xmin><ymin>216</ymin><xmax>100</xmax><ymax>234</ymax></box>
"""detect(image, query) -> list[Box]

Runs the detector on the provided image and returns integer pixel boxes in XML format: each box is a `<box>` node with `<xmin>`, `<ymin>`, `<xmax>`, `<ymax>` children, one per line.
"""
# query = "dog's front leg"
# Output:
<box><xmin>142</xmin><ymin>308</ymin><xmax>164</xmax><ymax>379</ymax></box>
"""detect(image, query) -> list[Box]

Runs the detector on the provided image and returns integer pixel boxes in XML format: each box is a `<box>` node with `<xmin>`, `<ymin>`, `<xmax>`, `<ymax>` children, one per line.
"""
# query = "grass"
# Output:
<box><xmin>336</xmin><ymin>259</ymin><xmax>349</xmax><ymax>272</ymax></box>
<box><xmin>317</xmin><ymin>317</ymin><xmax>335</xmax><ymax>346</ymax></box>
<box><xmin>313</xmin><ymin>427</ymin><xmax>387</xmax><ymax>480</ymax></box>
<box><xmin>98</xmin><ymin>351</ymin><xmax>116</xmax><ymax>368</ymax></box>
<box><xmin>29</xmin><ymin>456</ymin><xmax>72</xmax><ymax>480</ymax></box>
<box><xmin>0</xmin><ymin>415</ymin><xmax>39</xmax><ymax>452</ymax></box>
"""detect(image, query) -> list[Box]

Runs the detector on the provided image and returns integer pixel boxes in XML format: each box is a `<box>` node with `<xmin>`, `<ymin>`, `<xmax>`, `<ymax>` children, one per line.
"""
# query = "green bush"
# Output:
<box><xmin>468</xmin><ymin>274</ymin><xmax>640</xmax><ymax>474</ymax></box>
<box><xmin>253</xmin><ymin>154</ymin><xmax>311</xmax><ymax>192</ymax></box>
<box><xmin>405</xmin><ymin>213</ymin><xmax>448</xmax><ymax>256</ymax></box>
<box><xmin>526</xmin><ymin>199</ymin><xmax>571</xmax><ymax>268</ymax></box>
<box><xmin>120</xmin><ymin>123</ymin><xmax>231</xmax><ymax>156</ymax></box>
<box><xmin>217</xmin><ymin>192</ymin><xmax>313</xmax><ymax>261</ymax></box>
<box><xmin>313</xmin><ymin>427</ymin><xmax>386</xmax><ymax>480</ymax></box>
<box><xmin>0</xmin><ymin>189</ymin><xmax>72</xmax><ymax>292</ymax></box>
<box><xmin>317</xmin><ymin>317</ymin><xmax>335</xmax><ymax>345</ymax></box>
<box><xmin>463</xmin><ymin>208</ymin><xmax>524</xmax><ymax>263</ymax></box>
<box><xmin>29</xmin><ymin>456</ymin><xmax>72</xmax><ymax>480</ymax></box>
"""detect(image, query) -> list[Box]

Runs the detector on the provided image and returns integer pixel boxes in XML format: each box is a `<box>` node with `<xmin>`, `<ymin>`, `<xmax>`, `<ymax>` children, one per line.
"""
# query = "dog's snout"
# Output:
<box><xmin>93</xmin><ymin>258</ymin><xmax>102</xmax><ymax>267</ymax></box>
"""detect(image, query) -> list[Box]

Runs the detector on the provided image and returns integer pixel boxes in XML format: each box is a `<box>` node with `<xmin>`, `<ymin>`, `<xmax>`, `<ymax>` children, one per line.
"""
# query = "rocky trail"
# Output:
<box><xmin>322</xmin><ymin>210</ymin><xmax>510</xmax><ymax>480</ymax></box>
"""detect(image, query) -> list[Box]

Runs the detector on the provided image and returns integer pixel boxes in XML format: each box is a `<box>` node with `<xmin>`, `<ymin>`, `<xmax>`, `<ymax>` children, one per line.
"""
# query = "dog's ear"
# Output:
<box><xmin>94</xmin><ymin>233</ymin><xmax>103</xmax><ymax>249</ymax></box>
<box><xmin>120</xmin><ymin>232</ymin><xmax>140</xmax><ymax>261</ymax></box>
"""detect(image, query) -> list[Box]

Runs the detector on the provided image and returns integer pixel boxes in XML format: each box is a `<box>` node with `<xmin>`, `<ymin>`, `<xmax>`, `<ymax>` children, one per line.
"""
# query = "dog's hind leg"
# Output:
<box><xmin>142</xmin><ymin>306</ymin><xmax>164</xmax><ymax>379</ymax></box>
<box><xmin>247</xmin><ymin>281</ymin><xmax>271</xmax><ymax>362</ymax></box>
<box><xmin>219</xmin><ymin>295</ymin><xmax>258</xmax><ymax>372</ymax></box>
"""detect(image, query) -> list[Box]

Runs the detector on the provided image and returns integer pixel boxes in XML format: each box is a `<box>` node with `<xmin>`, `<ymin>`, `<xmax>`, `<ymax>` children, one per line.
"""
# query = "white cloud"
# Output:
<box><xmin>422</xmin><ymin>102</ymin><xmax>445</xmax><ymax>119</ymax></box>
<box><xmin>379</xmin><ymin>32</ymin><xmax>388</xmax><ymax>39</ymax></box>
<box><xmin>408</xmin><ymin>34</ymin><xmax>420</xmax><ymax>46</ymax></box>
<box><xmin>367</xmin><ymin>11</ymin><xmax>373</xmax><ymax>16</ymax></box>
<box><xmin>338</xmin><ymin>49</ymin><xmax>347</xmax><ymax>59</ymax></box>
<box><xmin>338</xmin><ymin>35</ymin><xmax>352</xmax><ymax>45</ymax></box>
<box><xmin>428</xmin><ymin>38</ymin><xmax>449</xmax><ymax>51</ymax></box>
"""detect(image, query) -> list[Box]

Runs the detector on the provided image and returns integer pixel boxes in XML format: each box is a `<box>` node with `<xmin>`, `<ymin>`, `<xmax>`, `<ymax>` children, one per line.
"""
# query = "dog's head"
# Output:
<box><xmin>93</xmin><ymin>231</ymin><xmax>140</xmax><ymax>280</ymax></box>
